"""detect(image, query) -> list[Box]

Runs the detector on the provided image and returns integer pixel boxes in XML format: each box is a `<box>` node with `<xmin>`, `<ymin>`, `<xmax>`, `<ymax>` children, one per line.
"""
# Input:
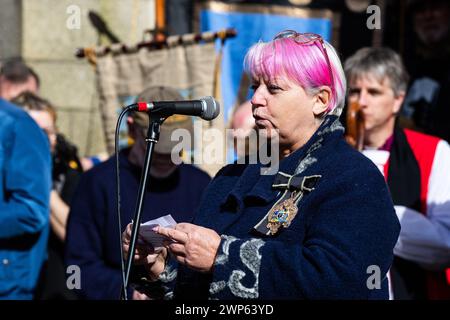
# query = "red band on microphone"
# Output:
<box><xmin>137</xmin><ymin>102</ymin><xmax>148</xmax><ymax>112</ymax></box>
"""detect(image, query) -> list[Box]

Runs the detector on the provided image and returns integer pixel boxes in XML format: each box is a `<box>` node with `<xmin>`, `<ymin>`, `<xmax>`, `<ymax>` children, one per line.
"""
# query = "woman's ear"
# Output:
<box><xmin>312</xmin><ymin>86</ymin><xmax>331</xmax><ymax>116</ymax></box>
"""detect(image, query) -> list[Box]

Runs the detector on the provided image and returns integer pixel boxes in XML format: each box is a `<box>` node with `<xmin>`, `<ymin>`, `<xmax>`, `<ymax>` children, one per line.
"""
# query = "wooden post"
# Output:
<box><xmin>155</xmin><ymin>0</ymin><xmax>166</xmax><ymax>41</ymax></box>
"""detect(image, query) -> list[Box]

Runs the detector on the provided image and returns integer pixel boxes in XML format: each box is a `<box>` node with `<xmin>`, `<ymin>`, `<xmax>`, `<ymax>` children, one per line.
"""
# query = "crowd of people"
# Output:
<box><xmin>0</xmin><ymin>0</ymin><xmax>449</xmax><ymax>301</ymax></box>
<box><xmin>0</xmin><ymin>59</ymin><xmax>211</xmax><ymax>300</ymax></box>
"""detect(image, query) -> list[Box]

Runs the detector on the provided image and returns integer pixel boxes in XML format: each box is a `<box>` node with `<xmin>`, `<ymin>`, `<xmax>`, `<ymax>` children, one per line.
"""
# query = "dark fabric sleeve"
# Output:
<box><xmin>209</xmin><ymin>168</ymin><xmax>400</xmax><ymax>300</ymax></box>
<box><xmin>155</xmin><ymin>255</ymin><xmax>179</xmax><ymax>299</ymax></box>
<box><xmin>64</xmin><ymin>172</ymin><xmax>125</xmax><ymax>300</ymax></box>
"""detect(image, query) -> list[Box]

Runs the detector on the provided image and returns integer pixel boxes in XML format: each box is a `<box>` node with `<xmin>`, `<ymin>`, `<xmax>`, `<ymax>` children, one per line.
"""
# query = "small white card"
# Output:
<box><xmin>138</xmin><ymin>214</ymin><xmax>177</xmax><ymax>249</ymax></box>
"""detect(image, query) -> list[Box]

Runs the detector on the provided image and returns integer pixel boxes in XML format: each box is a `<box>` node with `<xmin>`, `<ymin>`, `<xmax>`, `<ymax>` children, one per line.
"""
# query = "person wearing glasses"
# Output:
<box><xmin>122</xmin><ymin>30</ymin><xmax>400</xmax><ymax>299</ymax></box>
<box><xmin>11</xmin><ymin>91</ymin><xmax>82</xmax><ymax>300</ymax></box>
<box><xmin>345</xmin><ymin>47</ymin><xmax>450</xmax><ymax>300</ymax></box>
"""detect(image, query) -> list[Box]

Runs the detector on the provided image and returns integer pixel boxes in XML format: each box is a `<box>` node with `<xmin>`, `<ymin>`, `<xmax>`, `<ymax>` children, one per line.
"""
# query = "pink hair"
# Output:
<box><xmin>244</xmin><ymin>35</ymin><xmax>346</xmax><ymax>115</ymax></box>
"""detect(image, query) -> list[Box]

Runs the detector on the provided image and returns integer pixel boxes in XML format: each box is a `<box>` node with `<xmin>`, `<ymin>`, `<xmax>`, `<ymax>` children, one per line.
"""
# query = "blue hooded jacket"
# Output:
<box><xmin>0</xmin><ymin>99</ymin><xmax>51</xmax><ymax>299</ymax></box>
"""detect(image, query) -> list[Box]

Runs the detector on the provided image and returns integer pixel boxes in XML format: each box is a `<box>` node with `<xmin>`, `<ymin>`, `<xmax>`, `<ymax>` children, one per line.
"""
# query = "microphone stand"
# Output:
<box><xmin>121</xmin><ymin>115</ymin><xmax>164</xmax><ymax>300</ymax></box>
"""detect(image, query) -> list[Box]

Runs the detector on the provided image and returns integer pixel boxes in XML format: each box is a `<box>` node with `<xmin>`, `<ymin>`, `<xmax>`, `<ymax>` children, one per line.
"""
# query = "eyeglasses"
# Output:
<box><xmin>273</xmin><ymin>30</ymin><xmax>334</xmax><ymax>94</ymax></box>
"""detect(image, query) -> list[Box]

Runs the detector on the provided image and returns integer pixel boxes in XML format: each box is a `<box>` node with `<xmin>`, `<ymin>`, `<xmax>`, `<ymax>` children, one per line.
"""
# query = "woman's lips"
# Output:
<box><xmin>254</xmin><ymin>116</ymin><xmax>271</xmax><ymax>127</ymax></box>
<box><xmin>253</xmin><ymin>114</ymin><xmax>266</xmax><ymax>121</ymax></box>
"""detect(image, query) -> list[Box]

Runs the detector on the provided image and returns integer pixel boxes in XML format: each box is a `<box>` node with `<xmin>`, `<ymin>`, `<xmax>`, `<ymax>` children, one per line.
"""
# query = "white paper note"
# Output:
<box><xmin>138</xmin><ymin>214</ymin><xmax>177</xmax><ymax>250</ymax></box>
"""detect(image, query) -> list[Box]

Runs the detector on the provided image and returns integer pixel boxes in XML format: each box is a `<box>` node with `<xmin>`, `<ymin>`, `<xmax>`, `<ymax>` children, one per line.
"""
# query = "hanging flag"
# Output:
<box><xmin>199</xmin><ymin>1</ymin><xmax>336</xmax><ymax>123</ymax></box>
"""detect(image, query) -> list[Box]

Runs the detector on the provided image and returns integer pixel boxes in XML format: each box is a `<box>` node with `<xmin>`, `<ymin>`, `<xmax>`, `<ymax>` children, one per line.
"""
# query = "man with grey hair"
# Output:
<box><xmin>345</xmin><ymin>47</ymin><xmax>450</xmax><ymax>300</ymax></box>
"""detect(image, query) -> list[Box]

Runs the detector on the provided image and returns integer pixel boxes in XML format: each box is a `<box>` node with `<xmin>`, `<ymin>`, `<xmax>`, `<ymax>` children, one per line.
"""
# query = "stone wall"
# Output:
<box><xmin>0</xmin><ymin>0</ymin><xmax>22</xmax><ymax>59</ymax></box>
<box><xmin>1</xmin><ymin>0</ymin><xmax>155</xmax><ymax>157</ymax></box>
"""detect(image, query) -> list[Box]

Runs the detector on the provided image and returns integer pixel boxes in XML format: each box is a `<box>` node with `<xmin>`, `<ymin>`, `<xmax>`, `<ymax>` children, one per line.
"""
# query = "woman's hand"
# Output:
<box><xmin>122</xmin><ymin>223</ymin><xmax>167</xmax><ymax>280</ymax></box>
<box><xmin>154</xmin><ymin>223</ymin><xmax>221</xmax><ymax>273</ymax></box>
<box><xmin>132</xmin><ymin>290</ymin><xmax>151</xmax><ymax>300</ymax></box>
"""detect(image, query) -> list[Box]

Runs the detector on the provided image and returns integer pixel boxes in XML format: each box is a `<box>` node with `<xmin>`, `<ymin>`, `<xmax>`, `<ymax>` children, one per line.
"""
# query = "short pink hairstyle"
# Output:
<box><xmin>244</xmin><ymin>32</ymin><xmax>346</xmax><ymax>116</ymax></box>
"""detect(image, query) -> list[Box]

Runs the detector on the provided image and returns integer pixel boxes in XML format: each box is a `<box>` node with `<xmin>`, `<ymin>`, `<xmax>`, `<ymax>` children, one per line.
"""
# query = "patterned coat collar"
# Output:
<box><xmin>222</xmin><ymin>115</ymin><xmax>344</xmax><ymax>207</ymax></box>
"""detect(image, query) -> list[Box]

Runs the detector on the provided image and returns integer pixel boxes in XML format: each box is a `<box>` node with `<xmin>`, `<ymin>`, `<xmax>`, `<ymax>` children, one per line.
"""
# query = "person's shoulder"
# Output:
<box><xmin>179</xmin><ymin>162</ymin><xmax>249</xmax><ymax>181</ymax></box>
<box><xmin>215</xmin><ymin>162</ymin><xmax>250</xmax><ymax>179</ymax></box>
<box><xmin>317</xmin><ymin>140</ymin><xmax>396</xmax><ymax>223</ymax></box>
<box><xmin>0</xmin><ymin>99</ymin><xmax>48</xmax><ymax>147</ymax></box>
<box><xmin>329</xmin><ymin>138</ymin><xmax>382</xmax><ymax>176</ymax></box>
<box><xmin>81</xmin><ymin>155</ymin><xmax>116</xmax><ymax>181</ymax></box>
<box><xmin>178</xmin><ymin>163</ymin><xmax>211</xmax><ymax>181</ymax></box>
<box><xmin>314</xmin><ymin>139</ymin><xmax>388</xmax><ymax>197</ymax></box>
<box><xmin>0</xmin><ymin>98</ymin><xmax>22</xmax><ymax>115</ymax></box>
<box><xmin>403</xmin><ymin>128</ymin><xmax>445</xmax><ymax>162</ymax></box>
<box><xmin>403</xmin><ymin>128</ymin><xmax>441</xmax><ymax>145</ymax></box>
<box><xmin>0</xmin><ymin>98</ymin><xmax>34</xmax><ymax>124</ymax></box>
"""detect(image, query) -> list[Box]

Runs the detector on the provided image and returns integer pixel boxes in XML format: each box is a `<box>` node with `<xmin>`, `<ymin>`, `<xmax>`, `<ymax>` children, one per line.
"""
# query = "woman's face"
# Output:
<box><xmin>28</xmin><ymin>109</ymin><xmax>57</xmax><ymax>152</ymax></box>
<box><xmin>250</xmin><ymin>75</ymin><xmax>321</xmax><ymax>152</ymax></box>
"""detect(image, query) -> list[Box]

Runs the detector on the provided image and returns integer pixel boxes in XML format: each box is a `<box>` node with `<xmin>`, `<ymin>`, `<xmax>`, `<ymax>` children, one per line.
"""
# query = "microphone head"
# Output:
<box><xmin>200</xmin><ymin>96</ymin><xmax>220</xmax><ymax>120</ymax></box>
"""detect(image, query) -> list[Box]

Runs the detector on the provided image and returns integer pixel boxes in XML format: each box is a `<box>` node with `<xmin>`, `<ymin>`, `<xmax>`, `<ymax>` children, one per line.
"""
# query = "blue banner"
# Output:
<box><xmin>200</xmin><ymin>5</ymin><xmax>333</xmax><ymax>122</ymax></box>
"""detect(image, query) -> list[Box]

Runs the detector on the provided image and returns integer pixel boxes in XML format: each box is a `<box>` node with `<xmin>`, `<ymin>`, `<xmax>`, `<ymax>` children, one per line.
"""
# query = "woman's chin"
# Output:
<box><xmin>256</xmin><ymin>126</ymin><xmax>279</xmax><ymax>141</ymax></box>
<box><xmin>255</xmin><ymin>119</ymin><xmax>273</xmax><ymax>130</ymax></box>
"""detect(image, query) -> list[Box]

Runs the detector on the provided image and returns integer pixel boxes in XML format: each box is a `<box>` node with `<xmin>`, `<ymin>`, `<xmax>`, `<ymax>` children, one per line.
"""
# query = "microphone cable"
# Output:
<box><xmin>115</xmin><ymin>105</ymin><xmax>135</xmax><ymax>300</ymax></box>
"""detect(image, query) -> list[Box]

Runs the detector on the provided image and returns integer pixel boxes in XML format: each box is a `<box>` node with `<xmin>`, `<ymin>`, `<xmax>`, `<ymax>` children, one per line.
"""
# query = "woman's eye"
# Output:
<box><xmin>250</xmin><ymin>84</ymin><xmax>259</xmax><ymax>91</ymax></box>
<box><xmin>268</xmin><ymin>85</ymin><xmax>281</xmax><ymax>93</ymax></box>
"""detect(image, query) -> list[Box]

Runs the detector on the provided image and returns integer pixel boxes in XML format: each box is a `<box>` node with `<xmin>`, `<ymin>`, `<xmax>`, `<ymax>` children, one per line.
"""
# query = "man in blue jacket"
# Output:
<box><xmin>0</xmin><ymin>98</ymin><xmax>51</xmax><ymax>299</ymax></box>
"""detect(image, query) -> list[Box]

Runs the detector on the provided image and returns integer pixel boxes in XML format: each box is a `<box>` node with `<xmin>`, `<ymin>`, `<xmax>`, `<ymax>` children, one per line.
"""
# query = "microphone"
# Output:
<box><xmin>131</xmin><ymin>96</ymin><xmax>220</xmax><ymax>120</ymax></box>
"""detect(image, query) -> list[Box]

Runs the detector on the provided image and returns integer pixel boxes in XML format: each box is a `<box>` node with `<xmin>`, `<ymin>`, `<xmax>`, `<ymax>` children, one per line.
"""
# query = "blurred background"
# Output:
<box><xmin>3</xmin><ymin>0</ymin><xmax>446</xmax><ymax>163</ymax></box>
<box><xmin>1</xmin><ymin>0</ymin><xmax>449</xmax><ymax>301</ymax></box>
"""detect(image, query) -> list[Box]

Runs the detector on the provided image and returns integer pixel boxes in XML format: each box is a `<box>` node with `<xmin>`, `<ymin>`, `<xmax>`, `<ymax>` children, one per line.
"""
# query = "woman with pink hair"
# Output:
<box><xmin>122</xmin><ymin>30</ymin><xmax>400</xmax><ymax>300</ymax></box>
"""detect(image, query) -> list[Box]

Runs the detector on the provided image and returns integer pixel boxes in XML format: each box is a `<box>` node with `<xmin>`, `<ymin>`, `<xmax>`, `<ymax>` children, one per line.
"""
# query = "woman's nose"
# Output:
<box><xmin>250</xmin><ymin>87</ymin><xmax>266</xmax><ymax>106</ymax></box>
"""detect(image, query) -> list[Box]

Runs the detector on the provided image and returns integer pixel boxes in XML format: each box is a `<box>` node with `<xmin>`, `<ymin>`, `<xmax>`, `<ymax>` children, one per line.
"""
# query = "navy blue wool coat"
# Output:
<box><xmin>161</xmin><ymin>116</ymin><xmax>400</xmax><ymax>300</ymax></box>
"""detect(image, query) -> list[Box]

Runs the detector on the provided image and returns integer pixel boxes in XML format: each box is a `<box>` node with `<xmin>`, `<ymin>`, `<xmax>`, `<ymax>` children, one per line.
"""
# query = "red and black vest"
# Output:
<box><xmin>384</xmin><ymin>127</ymin><xmax>450</xmax><ymax>299</ymax></box>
